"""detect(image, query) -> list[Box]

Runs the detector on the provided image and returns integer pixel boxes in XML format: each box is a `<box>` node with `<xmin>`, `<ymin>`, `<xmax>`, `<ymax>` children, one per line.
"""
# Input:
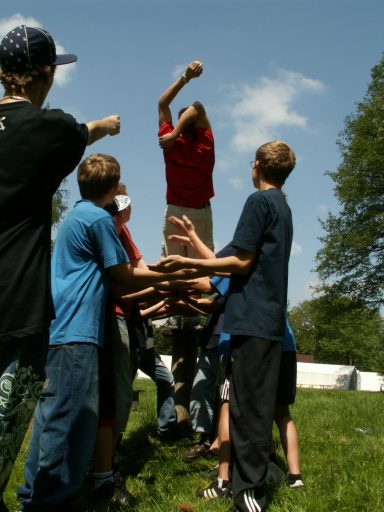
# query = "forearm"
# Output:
<box><xmin>170</xmin><ymin>105</ymin><xmax>199</xmax><ymax>137</ymax></box>
<box><xmin>111</xmin><ymin>264</ymin><xmax>201</xmax><ymax>291</ymax></box>
<box><xmin>86</xmin><ymin>116</ymin><xmax>119</xmax><ymax>145</ymax></box>
<box><xmin>158</xmin><ymin>77</ymin><xmax>186</xmax><ymax>110</ymax></box>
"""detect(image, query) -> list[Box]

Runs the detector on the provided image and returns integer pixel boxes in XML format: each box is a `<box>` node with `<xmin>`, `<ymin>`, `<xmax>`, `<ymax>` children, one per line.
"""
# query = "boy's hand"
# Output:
<box><xmin>184</xmin><ymin>61</ymin><xmax>203</xmax><ymax>81</ymax></box>
<box><xmin>104</xmin><ymin>115</ymin><xmax>120</xmax><ymax>136</ymax></box>
<box><xmin>148</xmin><ymin>255</ymin><xmax>188</xmax><ymax>272</ymax></box>
<box><xmin>159</xmin><ymin>131</ymin><xmax>177</xmax><ymax>150</ymax></box>
<box><xmin>168</xmin><ymin>214</ymin><xmax>196</xmax><ymax>237</ymax></box>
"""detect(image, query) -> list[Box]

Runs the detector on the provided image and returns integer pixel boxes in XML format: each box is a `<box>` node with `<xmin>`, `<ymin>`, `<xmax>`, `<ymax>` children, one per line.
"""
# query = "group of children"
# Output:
<box><xmin>0</xmin><ymin>23</ymin><xmax>302</xmax><ymax>512</ymax></box>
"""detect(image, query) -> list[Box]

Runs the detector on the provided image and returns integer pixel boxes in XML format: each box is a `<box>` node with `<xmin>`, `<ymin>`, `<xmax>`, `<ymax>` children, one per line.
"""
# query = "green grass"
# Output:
<box><xmin>5</xmin><ymin>382</ymin><xmax>384</xmax><ymax>511</ymax></box>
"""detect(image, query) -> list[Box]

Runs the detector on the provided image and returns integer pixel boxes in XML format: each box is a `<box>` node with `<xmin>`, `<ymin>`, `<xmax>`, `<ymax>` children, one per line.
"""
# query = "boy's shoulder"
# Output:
<box><xmin>65</xmin><ymin>200</ymin><xmax>112</xmax><ymax>230</ymax></box>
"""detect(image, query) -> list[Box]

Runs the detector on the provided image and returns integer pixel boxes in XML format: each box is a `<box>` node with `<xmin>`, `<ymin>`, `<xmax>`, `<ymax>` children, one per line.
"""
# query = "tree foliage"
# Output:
<box><xmin>52</xmin><ymin>182</ymin><xmax>68</xmax><ymax>227</ymax></box>
<box><xmin>288</xmin><ymin>296</ymin><xmax>384</xmax><ymax>373</ymax></box>
<box><xmin>315</xmin><ymin>55</ymin><xmax>384</xmax><ymax>306</ymax></box>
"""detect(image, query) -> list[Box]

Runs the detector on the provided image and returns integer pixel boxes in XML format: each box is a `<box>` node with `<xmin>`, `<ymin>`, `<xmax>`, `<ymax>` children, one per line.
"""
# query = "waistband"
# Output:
<box><xmin>167</xmin><ymin>201</ymin><xmax>211</xmax><ymax>209</ymax></box>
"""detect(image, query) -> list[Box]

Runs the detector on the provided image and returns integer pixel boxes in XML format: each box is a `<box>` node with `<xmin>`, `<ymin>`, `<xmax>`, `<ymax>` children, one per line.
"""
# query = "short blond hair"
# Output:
<box><xmin>256</xmin><ymin>141</ymin><xmax>296</xmax><ymax>186</ymax></box>
<box><xmin>77</xmin><ymin>154</ymin><xmax>120</xmax><ymax>200</ymax></box>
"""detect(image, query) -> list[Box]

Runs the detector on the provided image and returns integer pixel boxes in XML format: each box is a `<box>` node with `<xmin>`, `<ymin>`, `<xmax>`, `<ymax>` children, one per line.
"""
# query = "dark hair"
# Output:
<box><xmin>0</xmin><ymin>66</ymin><xmax>53</xmax><ymax>93</ymax></box>
<box><xmin>77</xmin><ymin>154</ymin><xmax>120</xmax><ymax>199</ymax></box>
<box><xmin>178</xmin><ymin>106</ymin><xmax>196</xmax><ymax>138</ymax></box>
<box><xmin>256</xmin><ymin>141</ymin><xmax>296</xmax><ymax>186</ymax></box>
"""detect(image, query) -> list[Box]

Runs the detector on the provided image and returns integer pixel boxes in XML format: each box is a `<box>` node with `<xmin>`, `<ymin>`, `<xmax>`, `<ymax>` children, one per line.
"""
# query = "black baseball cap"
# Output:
<box><xmin>0</xmin><ymin>25</ymin><xmax>77</xmax><ymax>73</ymax></box>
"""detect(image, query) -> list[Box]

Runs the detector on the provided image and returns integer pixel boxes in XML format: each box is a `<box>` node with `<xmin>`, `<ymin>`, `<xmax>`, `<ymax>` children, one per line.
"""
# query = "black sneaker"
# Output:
<box><xmin>91</xmin><ymin>473</ymin><xmax>135</xmax><ymax>505</ymax></box>
<box><xmin>196</xmin><ymin>480</ymin><xmax>232</xmax><ymax>500</ymax></box>
<box><xmin>0</xmin><ymin>499</ymin><xmax>9</xmax><ymax>512</ymax></box>
<box><xmin>92</xmin><ymin>480</ymin><xmax>115</xmax><ymax>502</ymax></box>
<box><xmin>113</xmin><ymin>472</ymin><xmax>136</xmax><ymax>506</ymax></box>
<box><xmin>286</xmin><ymin>473</ymin><xmax>305</xmax><ymax>488</ymax></box>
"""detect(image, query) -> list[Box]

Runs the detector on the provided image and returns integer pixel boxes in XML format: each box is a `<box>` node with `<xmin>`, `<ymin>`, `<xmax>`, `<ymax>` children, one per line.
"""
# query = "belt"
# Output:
<box><xmin>167</xmin><ymin>201</ymin><xmax>210</xmax><ymax>209</ymax></box>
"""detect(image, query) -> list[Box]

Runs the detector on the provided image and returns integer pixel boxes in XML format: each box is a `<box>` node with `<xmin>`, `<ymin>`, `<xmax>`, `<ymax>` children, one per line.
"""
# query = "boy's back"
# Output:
<box><xmin>224</xmin><ymin>188</ymin><xmax>292</xmax><ymax>340</ymax></box>
<box><xmin>50</xmin><ymin>198</ymin><xmax>127</xmax><ymax>346</ymax></box>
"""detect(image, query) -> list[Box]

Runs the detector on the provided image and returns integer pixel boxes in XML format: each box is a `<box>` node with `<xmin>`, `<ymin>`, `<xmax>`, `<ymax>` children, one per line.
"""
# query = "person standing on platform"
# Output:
<box><xmin>157</xmin><ymin>60</ymin><xmax>215</xmax><ymax>431</ymax></box>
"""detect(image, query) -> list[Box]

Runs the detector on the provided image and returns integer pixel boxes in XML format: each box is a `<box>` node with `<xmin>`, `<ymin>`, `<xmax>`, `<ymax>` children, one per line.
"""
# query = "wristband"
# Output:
<box><xmin>180</xmin><ymin>73</ymin><xmax>189</xmax><ymax>83</ymax></box>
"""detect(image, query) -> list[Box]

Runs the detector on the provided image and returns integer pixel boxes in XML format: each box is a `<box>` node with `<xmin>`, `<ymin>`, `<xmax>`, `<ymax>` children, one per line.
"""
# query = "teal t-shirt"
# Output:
<box><xmin>49</xmin><ymin>199</ymin><xmax>128</xmax><ymax>346</ymax></box>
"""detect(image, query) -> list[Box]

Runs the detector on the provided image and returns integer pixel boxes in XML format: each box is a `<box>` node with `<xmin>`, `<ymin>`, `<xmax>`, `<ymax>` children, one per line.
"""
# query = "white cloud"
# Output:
<box><xmin>291</xmin><ymin>240</ymin><xmax>303</xmax><ymax>256</ymax></box>
<box><xmin>228</xmin><ymin>178</ymin><xmax>244</xmax><ymax>190</ymax></box>
<box><xmin>0</xmin><ymin>13</ymin><xmax>39</xmax><ymax>37</ymax></box>
<box><xmin>0</xmin><ymin>14</ymin><xmax>75</xmax><ymax>86</ymax></box>
<box><xmin>227</xmin><ymin>68</ymin><xmax>326</xmax><ymax>152</ymax></box>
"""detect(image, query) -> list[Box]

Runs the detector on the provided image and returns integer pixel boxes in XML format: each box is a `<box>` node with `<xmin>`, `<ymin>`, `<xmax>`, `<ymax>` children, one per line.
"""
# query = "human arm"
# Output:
<box><xmin>148</xmin><ymin>248</ymin><xmax>255</xmax><ymax>275</ymax></box>
<box><xmin>167</xmin><ymin>214</ymin><xmax>216</xmax><ymax>259</ymax></box>
<box><xmin>109</xmin><ymin>263</ymin><xmax>204</xmax><ymax>291</ymax></box>
<box><xmin>159</xmin><ymin>101</ymin><xmax>211</xmax><ymax>150</ymax></box>
<box><xmin>86</xmin><ymin>115</ymin><xmax>120</xmax><ymax>145</ymax></box>
<box><xmin>158</xmin><ymin>60</ymin><xmax>203</xmax><ymax>128</ymax></box>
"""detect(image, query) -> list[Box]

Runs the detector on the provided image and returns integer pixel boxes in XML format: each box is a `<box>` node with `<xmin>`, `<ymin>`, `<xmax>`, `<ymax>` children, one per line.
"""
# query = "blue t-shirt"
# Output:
<box><xmin>223</xmin><ymin>189</ymin><xmax>293</xmax><ymax>341</ymax></box>
<box><xmin>283</xmin><ymin>320</ymin><xmax>296</xmax><ymax>352</ymax></box>
<box><xmin>49</xmin><ymin>200</ymin><xmax>128</xmax><ymax>346</ymax></box>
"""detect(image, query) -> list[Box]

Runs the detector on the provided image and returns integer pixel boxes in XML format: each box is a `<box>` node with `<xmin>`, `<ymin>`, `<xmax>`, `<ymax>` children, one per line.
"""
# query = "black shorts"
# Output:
<box><xmin>275</xmin><ymin>351</ymin><xmax>297</xmax><ymax>407</ymax></box>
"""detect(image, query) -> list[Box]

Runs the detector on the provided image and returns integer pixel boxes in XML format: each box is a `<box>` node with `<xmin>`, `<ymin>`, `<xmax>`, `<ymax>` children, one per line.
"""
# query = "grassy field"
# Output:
<box><xmin>5</xmin><ymin>382</ymin><xmax>384</xmax><ymax>512</ymax></box>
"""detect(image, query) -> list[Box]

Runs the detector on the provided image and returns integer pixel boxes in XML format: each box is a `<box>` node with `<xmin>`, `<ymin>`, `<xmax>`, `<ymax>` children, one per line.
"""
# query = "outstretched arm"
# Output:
<box><xmin>86</xmin><ymin>115</ymin><xmax>120</xmax><ymax>145</ymax></box>
<box><xmin>148</xmin><ymin>249</ymin><xmax>255</xmax><ymax>275</ymax></box>
<box><xmin>158</xmin><ymin>60</ymin><xmax>203</xmax><ymax>128</ymax></box>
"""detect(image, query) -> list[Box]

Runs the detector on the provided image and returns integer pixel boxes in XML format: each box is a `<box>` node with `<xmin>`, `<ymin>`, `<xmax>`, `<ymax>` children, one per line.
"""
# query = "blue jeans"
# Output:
<box><xmin>18</xmin><ymin>343</ymin><xmax>99</xmax><ymax>511</ymax></box>
<box><xmin>136</xmin><ymin>348</ymin><xmax>176</xmax><ymax>435</ymax></box>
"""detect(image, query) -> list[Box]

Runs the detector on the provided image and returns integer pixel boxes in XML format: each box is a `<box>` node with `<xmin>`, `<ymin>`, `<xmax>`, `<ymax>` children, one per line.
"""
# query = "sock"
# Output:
<box><xmin>217</xmin><ymin>478</ymin><xmax>229</xmax><ymax>489</ymax></box>
<box><xmin>93</xmin><ymin>470</ymin><xmax>114</xmax><ymax>489</ymax></box>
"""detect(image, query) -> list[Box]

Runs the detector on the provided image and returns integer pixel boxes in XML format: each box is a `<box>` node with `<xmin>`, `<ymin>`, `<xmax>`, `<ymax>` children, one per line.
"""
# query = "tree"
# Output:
<box><xmin>52</xmin><ymin>182</ymin><xmax>68</xmax><ymax>227</ymax></box>
<box><xmin>288</xmin><ymin>296</ymin><xmax>384</xmax><ymax>373</ymax></box>
<box><xmin>315</xmin><ymin>55</ymin><xmax>384</xmax><ymax>307</ymax></box>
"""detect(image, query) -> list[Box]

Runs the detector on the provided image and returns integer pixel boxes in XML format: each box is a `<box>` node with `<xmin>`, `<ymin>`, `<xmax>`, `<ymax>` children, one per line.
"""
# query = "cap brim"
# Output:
<box><xmin>54</xmin><ymin>54</ymin><xmax>78</xmax><ymax>66</ymax></box>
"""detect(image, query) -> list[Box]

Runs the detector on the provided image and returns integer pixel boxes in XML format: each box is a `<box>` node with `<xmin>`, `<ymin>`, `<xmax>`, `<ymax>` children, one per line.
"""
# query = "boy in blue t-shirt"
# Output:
<box><xmin>150</xmin><ymin>140</ymin><xmax>296</xmax><ymax>512</ymax></box>
<box><xmin>18</xmin><ymin>154</ymin><xmax>191</xmax><ymax>512</ymax></box>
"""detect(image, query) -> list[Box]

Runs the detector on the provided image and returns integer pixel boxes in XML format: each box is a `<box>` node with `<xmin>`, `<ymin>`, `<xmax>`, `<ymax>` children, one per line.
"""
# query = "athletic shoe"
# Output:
<box><xmin>113</xmin><ymin>471</ymin><xmax>136</xmax><ymax>506</ymax></box>
<box><xmin>91</xmin><ymin>472</ymin><xmax>135</xmax><ymax>506</ymax></box>
<box><xmin>184</xmin><ymin>442</ymin><xmax>212</xmax><ymax>461</ymax></box>
<box><xmin>0</xmin><ymin>500</ymin><xmax>8</xmax><ymax>512</ymax></box>
<box><xmin>286</xmin><ymin>473</ymin><xmax>305</xmax><ymax>488</ymax></box>
<box><xmin>196</xmin><ymin>480</ymin><xmax>232</xmax><ymax>500</ymax></box>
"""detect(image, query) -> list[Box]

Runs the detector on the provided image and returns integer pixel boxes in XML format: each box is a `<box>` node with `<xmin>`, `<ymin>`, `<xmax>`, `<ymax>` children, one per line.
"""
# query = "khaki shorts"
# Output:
<box><xmin>162</xmin><ymin>203</ymin><xmax>214</xmax><ymax>257</ymax></box>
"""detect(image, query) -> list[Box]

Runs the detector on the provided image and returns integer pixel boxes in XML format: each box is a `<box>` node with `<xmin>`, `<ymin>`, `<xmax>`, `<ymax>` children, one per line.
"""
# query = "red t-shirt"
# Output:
<box><xmin>159</xmin><ymin>122</ymin><xmax>215</xmax><ymax>208</ymax></box>
<box><xmin>114</xmin><ymin>225</ymin><xmax>142</xmax><ymax>318</ymax></box>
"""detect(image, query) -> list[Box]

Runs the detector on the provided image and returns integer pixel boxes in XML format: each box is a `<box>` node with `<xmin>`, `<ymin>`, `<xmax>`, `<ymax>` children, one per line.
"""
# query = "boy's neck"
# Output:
<box><xmin>258</xmin><ymin>181</ymin><xmax>281</xmax><ymax>192</ymax></box>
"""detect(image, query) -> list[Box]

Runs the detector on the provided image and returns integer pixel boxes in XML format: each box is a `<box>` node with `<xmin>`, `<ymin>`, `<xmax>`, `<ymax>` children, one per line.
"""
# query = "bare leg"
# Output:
<box><xmin>93</xmin><ymin>426</ymin><xmax>115</xmax><ymax>473</ymax></box>
<box><xmin>274</xmin><ymin>405</ymin><xmax>301</xmax><ymax>475</ymax></box>
<box><xmin>217</xmin><ymin>401</ymin><xmax>231</xmax><ymax>481</ymax></box>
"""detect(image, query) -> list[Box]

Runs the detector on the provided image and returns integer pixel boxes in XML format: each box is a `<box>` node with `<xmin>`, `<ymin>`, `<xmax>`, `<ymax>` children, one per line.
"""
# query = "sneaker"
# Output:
<box><xmin>184</xmin><ymin>442</ymin><xmax>212</xmax><ymax>461</ymax></box>
<box><xmin>92</xmin><ymin>480</ymin><xmax>115</xmax><ymax>502</ymax></box>
<box><xmin>113</xmin><ymin>472</ymin><xmax>136</xmax><ymax>506</ymax></box>
<box><xmin>91</xmin><ymin>473</ymin><xmax>135</xmax><ymax>505</ymax></box>
<box><xmin>0</xmin><ymin>500</ymin><xmax>9</xmax><ymax>512</ymax></box>
<box><xmin>196</xmin><ymin>480</ymin><xmax>232</xmax><ymax>500</ymax></box>
<box><xmin>286</xmin><ymin>473</ymin><xmax>305</xmax><ymax>488</ymax></box>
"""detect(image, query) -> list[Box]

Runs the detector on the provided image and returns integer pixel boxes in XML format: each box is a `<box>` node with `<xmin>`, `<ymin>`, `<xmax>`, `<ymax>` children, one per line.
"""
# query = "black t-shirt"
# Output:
<box><xmin>223</xmin><ymin>189</ymin><xmax>293</xmax><ymax>341</ymax></box>
<box><xmin>0</xmin><ymin>102</ymin><xmax>88</xmax><ymax>341</ymax></box>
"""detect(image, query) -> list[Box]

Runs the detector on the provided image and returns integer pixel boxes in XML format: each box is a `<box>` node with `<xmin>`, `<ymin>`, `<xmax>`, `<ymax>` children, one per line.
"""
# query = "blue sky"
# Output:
<box><xmin>1</xmin><ymin>0</ymin><xmax>383</xmax><ymax>307</ymax></box>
